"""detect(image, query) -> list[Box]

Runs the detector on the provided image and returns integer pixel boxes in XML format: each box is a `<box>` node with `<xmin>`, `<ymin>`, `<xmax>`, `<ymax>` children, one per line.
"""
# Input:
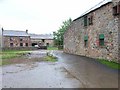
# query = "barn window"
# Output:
<box><xmin>84</xmin><ymin>35</ymin><xmax>88</xmax><ymax>47</ymax></box>
<box><xmin>99</xmin><ymin>34</ymin><xmax>104</xmax><ymax>46</ymax></box>
<box><xmin>113</xmin><ymin>2</ymin><xmax>120</xmax><ymax>16</ymax></box>
<box><xmin>10</xmin><ymin>37</ymin><xmax>13</xmax><ymax>41</ymax></box>
<box><xmin>20</xmin><ymin>43</ymin><xmax>23</xmax><ymax>46</ymax></box>
<box><xmin>46</xmin><ymin>43</ymin><xmax>49</xmax><ymax>46</ymax></box>
<box><xmin>42</xmin><ymin>39</ymin><xmax>45</xmax><ymax>42</ymax></box>
<box><xmin>84</xmin><ymin>16</ymin><xmax>88</xmax><ymax>26</ymax></box>
<box><xmin>118</xmin><ymin>3</ymin><xmax>120</xmax><ymax>14</ymax></box>
<box><xmin>20</xmin><ymin>37</ymin><xmax>24</xmax><ymax>41</ymax></box>
<box><xmin>113</xmin><ymin>6</ymin><xmax>118</xmax><ymax>15</ymax></box>
<box><xmin>20</xmin><ymin>39</ymin><xmax>23</xmax><ymax>41</ymax></box>
<box><xmin>10</xmin><ymin>43</ymin><xmax>13</xmax><ymax>47</ymax></box>
<box><xmin>88</xmin><ymin>16</ymin><xmax>93</xmax><ymax>25</ymax></box>
<box><xmin>26</xmin><ymin>43</ymin><xmax>28</xmax><ymax>46</ymax></box>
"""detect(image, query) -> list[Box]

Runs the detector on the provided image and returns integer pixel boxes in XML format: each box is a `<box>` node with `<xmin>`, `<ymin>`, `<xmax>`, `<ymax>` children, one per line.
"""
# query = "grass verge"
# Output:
<box><xmin>43</xmin><ymin>55</ymin><xmax>57</xmax><ymax>62</ymax></box>
<box><xmin>97</xmin><ymin>59</ymin><xmax>120</xmax><ymax>70</ymax></box>
<box><xmin>0</xmin><ymin>50</ymin><xmax>31</xmax><ymax>66</ymax></box>
<box><xmin>47</xmin><ymin>46</ymin><xmax>58</xmax><ymax>50</ymax></box>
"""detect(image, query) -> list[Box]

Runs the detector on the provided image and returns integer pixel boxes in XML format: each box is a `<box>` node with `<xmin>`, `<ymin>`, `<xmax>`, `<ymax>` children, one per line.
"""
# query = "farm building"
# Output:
<box><xmin>29</xmin><ymin>34</ymin><xmax>54</xmax><ymax>47</ymax></box>
<box><xmin>64</xmin><ymin>0</ymin><xmax>120</xmax><ymax>62</ymax></box>
<box><xmin>2</xmin><ymin>29</ymin><xmax>31</xmax><ymax>48</ymax></box>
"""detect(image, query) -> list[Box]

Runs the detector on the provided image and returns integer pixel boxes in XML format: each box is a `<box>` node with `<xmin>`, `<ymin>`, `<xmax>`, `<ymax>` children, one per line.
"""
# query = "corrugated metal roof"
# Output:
<box><xmin>74</xmin><ymin>0</ymin><xmax>112</xmax><ymax>21</ymax></box>
<box><xmin>3</xmin><ymin>30</ymin><xmax>29</xmax><ymax>36</ymax></box>
<box><xmin>29</xmin><ymin>34</ymin><xmax>53</xmax><ymax>39</ymax></box>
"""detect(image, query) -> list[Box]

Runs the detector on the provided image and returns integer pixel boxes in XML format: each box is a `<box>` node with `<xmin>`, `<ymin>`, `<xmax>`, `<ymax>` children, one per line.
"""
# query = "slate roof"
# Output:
<box><xmin>3</xmin><ymin>30</ymin><xmax>29</xmax><ymax>37</ymax></box>
<box><xmin>29</xmin><ymin>34</ymin><xmax>53</xmax><ymax>39</ymax></box>
<box><xmin>74</xmin><ymin>0</ymin><xmax>112</xmax><ymax>21</ymax></box>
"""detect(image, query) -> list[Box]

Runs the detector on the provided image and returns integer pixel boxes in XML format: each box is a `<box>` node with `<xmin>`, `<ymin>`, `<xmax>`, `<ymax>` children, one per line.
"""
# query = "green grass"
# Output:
<box><xmin>1</xmin><ymin>58</ymin><xmax>13</xmax><ymax>65</ymax></box>
<box><xmin>1</xmin><ymin>50</ymin><xmax>30</xmax><ymax>60</ymax></box>
<box><xmin>97</xmin><ymin>59</ymin><xmax>120</xmax><ymax>70</ymax></box>
<box><xmin>43</xmin><ymin>55</ymin><xmax>57</xmax><ymax>62</ymax></box>
<box><xmin>0</xmin><ymin>50</ymin><xmax>31</xmax><ymax>65</ymax></box>
<box><xmin>47</xmin><ymin>46</ymin><xmax>58</xmax><ymax>50</ymax></box>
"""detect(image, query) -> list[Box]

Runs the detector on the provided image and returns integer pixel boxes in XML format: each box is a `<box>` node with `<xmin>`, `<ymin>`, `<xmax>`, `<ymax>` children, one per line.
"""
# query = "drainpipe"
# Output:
<box><xmin>1</xmin><ymin>27</ymin><xmax>4</xmax><ymax>48</ymax></box>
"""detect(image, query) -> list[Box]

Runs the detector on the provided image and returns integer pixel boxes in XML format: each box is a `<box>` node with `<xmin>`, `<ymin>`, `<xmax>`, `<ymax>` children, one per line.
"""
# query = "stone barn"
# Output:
<box><xmin>64</xmin><ymin>0</ymin><xmax>120</xmax><ymax>62</ymax></box>
<box><xmin>2</xmin><ymin>29</ymin><xmax>31</xmax><ymax>48</ymax></box>
<box><xmin>30</xmin><ymin>34</ymin><xmax>54</xmax><ymax>47</ymax></box>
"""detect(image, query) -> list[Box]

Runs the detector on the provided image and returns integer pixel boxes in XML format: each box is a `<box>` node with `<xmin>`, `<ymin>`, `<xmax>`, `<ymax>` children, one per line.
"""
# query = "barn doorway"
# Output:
<box><xmin>32</xmin><ymin>43</ymin><xmax>37</xmax><ymax>46</ymax></box>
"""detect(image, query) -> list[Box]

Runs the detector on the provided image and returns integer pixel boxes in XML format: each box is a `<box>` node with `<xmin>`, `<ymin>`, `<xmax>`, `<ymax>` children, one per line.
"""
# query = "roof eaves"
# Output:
<box><xmin>3</xmin><ymin>35</ymin><xmax>30</xmax><ymax>37</ymax></box>
<box><xmin>73</xmin><ymin>1</ymin><xmax>112</xmax><ymax>21</ymax></box>
<box><xmin>3</xmin><ymin>30</ymin><xmax>30</xmax><ymax>37</ymax></box>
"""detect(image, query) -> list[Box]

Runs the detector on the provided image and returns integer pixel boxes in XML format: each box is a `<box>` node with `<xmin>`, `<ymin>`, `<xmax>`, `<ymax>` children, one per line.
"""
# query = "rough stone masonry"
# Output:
<box><xmin>64</xmin><ymin>0</ymin><xmax>120</xmax><ymax>63</ymax></box>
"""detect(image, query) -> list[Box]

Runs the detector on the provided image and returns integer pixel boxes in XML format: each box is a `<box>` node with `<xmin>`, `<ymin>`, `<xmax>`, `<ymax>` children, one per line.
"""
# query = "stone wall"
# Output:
<box><xmin>3</xmin><ymin>36</ymin><xmax>31</xmax><ymax>47</ymax></box>
<box><xmin>31</xmin><ymin>38</ymin><xmax>54</xmax><ymax>47</ymax></box>
<box><xmin>31</xmin><ymin>38</ymin><xmax>42</xmax><ymax>46</ymax></box>
<box><xmin>64</xmin><ymin>2</ymin><xmax>119</xmax><ymax>62</ymax></box>
<box><xmin>44</xmin><ymin>39</ymin><xmax>54</xmax><ymax>46</ymax></box>
<box><xmin>113</xmin><ymin>0</ymin><xmax>120</xmax><ymax>63</ymax></box>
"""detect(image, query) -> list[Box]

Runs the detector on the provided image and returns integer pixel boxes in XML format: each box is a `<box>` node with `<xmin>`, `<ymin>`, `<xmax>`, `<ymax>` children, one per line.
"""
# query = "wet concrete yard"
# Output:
<box><xmin>1</xmin><ymin>50</ymin><xmax>119</xmax><ymax>88</ymax></box>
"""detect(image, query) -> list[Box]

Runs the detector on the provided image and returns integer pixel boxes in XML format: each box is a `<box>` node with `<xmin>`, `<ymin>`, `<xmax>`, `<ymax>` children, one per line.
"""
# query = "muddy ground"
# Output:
<box><xmin>1</xmin><ymin>50</ymin><xmax>119</xmax><ymax>88</ymax></box>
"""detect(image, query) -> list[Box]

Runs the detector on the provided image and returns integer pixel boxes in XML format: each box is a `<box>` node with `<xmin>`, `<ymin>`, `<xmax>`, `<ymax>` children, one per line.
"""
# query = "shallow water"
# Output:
<box><xmin>2</xmin><ymin>62</ymin><xmax>82</xmax><ymax>88</ymax></box>
<box><xmin>1</xmin><ymin>50</ymin><xmax>119</xmax><ymax>88</ymax></box>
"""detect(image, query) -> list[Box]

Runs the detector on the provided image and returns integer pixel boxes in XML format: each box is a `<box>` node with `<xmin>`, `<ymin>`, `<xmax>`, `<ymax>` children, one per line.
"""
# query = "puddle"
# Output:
<box><xmin>27</xmin><ymin>50</ymin><xmax>47</xmax><ymax>59</ymax></box>
<box><xmin>2</xmin><ymin>50</ymin><xmax>118</xmax><ymax>88</ymax></box>
<box><xmin>2</xmin><ymin>50</ymin><xmax>82</xmax><ymax>88</ymax></box>
<box><xmin>2</xmin><ymin>62</ymin><xmax>38</xmax><ymax>75</ymax></box>
<box><xmin>2</xmin><ymin>61</ymin><xmax>83</xmax><ymax>88</ymax></box>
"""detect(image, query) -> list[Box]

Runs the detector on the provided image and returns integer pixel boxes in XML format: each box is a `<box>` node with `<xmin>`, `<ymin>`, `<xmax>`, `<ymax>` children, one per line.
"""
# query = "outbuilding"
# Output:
<box><xmin>64</xmin><ymin>0</ymin><xmax>120</xmax><ymax>62</ymax></box>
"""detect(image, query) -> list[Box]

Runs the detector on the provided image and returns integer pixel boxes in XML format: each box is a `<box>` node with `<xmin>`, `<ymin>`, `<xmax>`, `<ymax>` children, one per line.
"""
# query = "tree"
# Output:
<box><xmin>53</xmin><ymin>18</ymin><xmax>72</xmax><ymax>48</ymax></box>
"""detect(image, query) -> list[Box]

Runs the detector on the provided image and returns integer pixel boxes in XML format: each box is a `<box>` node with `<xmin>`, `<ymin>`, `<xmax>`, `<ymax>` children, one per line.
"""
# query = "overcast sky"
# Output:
<box><xmin>0</xmin><ymin>0</ymin><xmax>104</xmax><ymax>34</ymax></box>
